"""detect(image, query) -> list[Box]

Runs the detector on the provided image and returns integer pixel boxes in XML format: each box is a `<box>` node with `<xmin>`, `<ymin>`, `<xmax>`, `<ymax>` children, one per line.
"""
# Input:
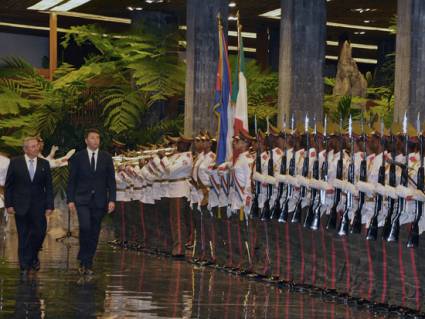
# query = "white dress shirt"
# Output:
<box><xmin>87</xmin><ymin>148</ymin><xmax>99</xmax><ymax>171</ymax></box>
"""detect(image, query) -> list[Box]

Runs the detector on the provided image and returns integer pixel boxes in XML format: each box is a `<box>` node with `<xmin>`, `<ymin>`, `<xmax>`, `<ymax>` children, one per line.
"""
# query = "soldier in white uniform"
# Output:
<box><xmin>195</xmin><ymin>133</ymin><xmax>218</xmax><ymax>263</ymax></box>
<box><xmin>226</xmin><ymin>131</ymin><xmax>255</xmax><ymax>270</ymax></box>
<box><xmin>159</xmin><ymin>134</ymin><xmax>193</xmax><ymax>257</ymax></box>
<box><xmin>0</xmin><ymin>153</ymin><xmax>10</xmax><ymax>228</ymax></box>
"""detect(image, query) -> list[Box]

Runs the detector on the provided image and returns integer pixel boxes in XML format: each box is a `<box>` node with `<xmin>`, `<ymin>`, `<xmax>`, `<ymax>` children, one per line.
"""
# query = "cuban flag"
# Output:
<box><xmin>215</xmin><ymin>22</ymin><xmax>233</xmax><ymax>165</ymax></box>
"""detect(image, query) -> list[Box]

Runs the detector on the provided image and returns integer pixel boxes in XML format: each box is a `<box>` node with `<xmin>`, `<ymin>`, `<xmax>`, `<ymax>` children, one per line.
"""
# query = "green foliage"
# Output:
<box><xmin>324</xmin><ymin>95</ymin><xmax>362</xmax><ymax>128</ymax></box>
<box><xmin>101</xmin><ymin>86</ymin><xmax>146</xmax><ymax>134</ymax></box>
<box><xmin>0</xmin><ymin>23</ymin><xmax>186</xmax><ymax>155</ymax></box>
<box><xmin>132</xmin><ymin>115</ymin><xmax>184</xmax><ymax>146</ymax></box>
<box><xmin>324</xmin><ymin>77</ymin><xmax>336</xmax><ymax>88</ymax></box>
<box><xmin>324</xmin><ymin>65</ymin><xmax>394</xmax><ymax>129</ymax></box>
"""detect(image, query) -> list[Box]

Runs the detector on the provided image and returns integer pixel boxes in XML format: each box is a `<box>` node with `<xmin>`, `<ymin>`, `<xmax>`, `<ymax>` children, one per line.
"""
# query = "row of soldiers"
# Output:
<box><xmin>112</xmin><ymin>115</ymin><xmax>425</xmax><ymax>271</ymax></box>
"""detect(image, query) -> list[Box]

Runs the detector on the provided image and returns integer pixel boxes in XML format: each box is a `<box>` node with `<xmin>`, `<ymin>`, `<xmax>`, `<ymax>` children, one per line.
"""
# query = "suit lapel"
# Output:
<box><xmin>19</xmin><ymin>156</ymin><xmax>32</xmax><ymax>183</ymax></box>
<box><xmin>84</xmin><ymin>149</ymin><xmax>93</xmax><ymax>174</ymax></box>
<box><xmin>32</xmin><ymin>158</ymin><xmax>42</xmax><ymax>182</ymax></box>
<box><xmin>95</xmin><ymin>151</ymin><xmax>102</xmax><ymax>175</ymax></box>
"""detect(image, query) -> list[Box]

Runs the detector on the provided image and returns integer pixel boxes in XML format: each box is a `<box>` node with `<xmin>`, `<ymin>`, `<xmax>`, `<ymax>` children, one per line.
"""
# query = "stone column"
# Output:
<box><xmin>277</xmin><ymin>0</ymin><xmax>326</xmax><ymax>127</ymax></box>
<box><xmin>394</xmin><ymin>0</ymin><xmax>425</xmax><ymax>123</ymax></box>
<box><xmin>184</xmin><ymin>0</ymin><xmax>228</xmax><ymax>136</ymax></box>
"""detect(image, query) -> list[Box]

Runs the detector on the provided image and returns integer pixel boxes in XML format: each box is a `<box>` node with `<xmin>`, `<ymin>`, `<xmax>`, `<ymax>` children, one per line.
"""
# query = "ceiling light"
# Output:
<box><xmin>259</xmin><ymin>9</ymin><xmax>390</xmax><ymax>32</ymax></box>
<box><xmin>326</xmin><ymin>40</ymin><xmax>377</xmax><ymax>50</ymax></box>
<box><xmin>127</xmin><ymin>6</ymin><xmax>133</xmax><ymax>11</ymax></box>
<box><xmin>351</xmin><ymin>8</ymin><xmax>377</xmax><ymax>13</ymax></box>
<box><xmin>27</xmin><ymin>0</ymin><xmax>64</xmax><ymax>10</ymax></box>
<box><xmin>229</xmin><ymin>1</ymin><xmax>236</xmax><ymax>7</ymax></box>
<box><xmin>326</xmin><ymin>55</ymin><xmax>377</xmax><ymax>64</ymax></box>
<box><xmin>145</xmin><ymin>0</ymin><xmax>164</xmax><ymax>3</ymax></box>
<box><xmin>50</xmin><ymin>0</ymin><xmax>92</xmax><ymax>11</ymax></box>
<box><xmin>354</xmin><ymin>31</ymin><xmax>366</xmax><ymax>35</ymax></box>
<box><xmin>0</xmin><ymin>21</ymin><xmax>127</xmax><ymax>39</ymax></box>
<box><xmin>39</xmin><ymin>11</ymin><xmax>131</xmax><ymax>23</ymax></box>
<box><xmin>326</xmin><ymin>21</ymin><xmax>389</xmax><ymax>32</ymax></box>
<box><xmin>228</xmin><ymin>45</ymin><xmax>256</xmax><ymax>53</ymax></box>
<box><xmin>228</xmin><ymin>15</ymin><xmax>238</xmax><ymax>21</ymax></box>
<box><xmin>259</xmin><ymin>8</ymin><xmax>281</xmax><ymax>19</ymax></box>
<box><xmin>228</xmin><ymin>30</ymin><xmax>257</xmax><ymax>39</ymax></box>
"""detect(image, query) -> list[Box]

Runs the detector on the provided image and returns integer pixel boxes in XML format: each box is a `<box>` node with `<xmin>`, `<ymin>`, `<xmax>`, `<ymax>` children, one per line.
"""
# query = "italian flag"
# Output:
<box><xmin>231</xmin><ymin>25</ymin><xmax>249</xmax><ymax>137</ymax></box>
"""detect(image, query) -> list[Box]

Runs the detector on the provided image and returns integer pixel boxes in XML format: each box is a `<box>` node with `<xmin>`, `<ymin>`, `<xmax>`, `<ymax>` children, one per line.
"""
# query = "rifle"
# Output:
<box><xmin>261</xmin><ymin>117</ymin><xmax>274</xmax><ymax>221</ymax></box>
<box><xmin>326</xmin><ymin>118</ymin><xmax>344</xmax><ymax>230</ymax></box>
<box><xmin>407</xmin><ymin>113</ymin><xmax>424</xmax><ymax>248</ymax></box>
<box><xmin>311</xmin><ymin>116</ymin><xmax>328</xmax><ymax>231</ymax></box>
<box><xmin>271</xmin><ymin>117</ymin><xmax>287</xmax><ymax>220</ymax></box>
<box><xmin>261</xmin><ymin>131</ymin><xmax>274</xmax><ymax>221</ymax></box>
<box><xmin>366</xmin><ymin>119</ymin><xmax>386</xmax><ymax>241</ymax></box>
<box><xmin>351</xmin><ymin>115</ymin><xmax>367</xmax><ymax>234</ymax></box>
<box><xmin>291</xmin><ymin>114</ymin><xmax>310</xmax><ymax>223</ymax></box>
<box><xmin>381</xmin><ymin>132</ymin><xmax>397</xmax><ymax>240</ymax></box>
<box><xmin>337</xmin><ymin>115</ymin><xmax>354</xmax><ymax>237</ymax></box>
<box><xmin>250</xmin><ymin>115</ymin><xmax>261</xmax><ymax>219</ymax></box>
<box><xmin>388</xmin><ymin>112</ymin><xmax>409</xmax><ymax>242</ymax></box>
<box><xmin>304</xmin><ymin>115</ymin><xmax>319</xmax><ymax>228</ymax></box>
<box><xmin>279</xmin><ymin>114</ymin><xmax>296</xmax><ymax>223</ymax></box>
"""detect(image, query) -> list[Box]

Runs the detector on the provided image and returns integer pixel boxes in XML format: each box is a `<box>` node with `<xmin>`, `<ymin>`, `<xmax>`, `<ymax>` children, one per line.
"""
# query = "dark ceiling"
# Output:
<box><xmin>0</xmin><ymin>0</ymin><xmax>397</xmax><ymax>68</ymax></box>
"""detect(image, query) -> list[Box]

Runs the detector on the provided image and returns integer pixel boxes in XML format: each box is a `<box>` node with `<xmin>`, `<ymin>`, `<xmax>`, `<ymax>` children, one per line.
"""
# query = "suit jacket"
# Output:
<box><xmin>4</xmin><ymin>156</ymin><xmax>54</xmax><ymax>216</ymax></box>
<box><xmin>67</xmin><ymin>149</ymin><xmax>116</xmax><ymax>209</ymax></box>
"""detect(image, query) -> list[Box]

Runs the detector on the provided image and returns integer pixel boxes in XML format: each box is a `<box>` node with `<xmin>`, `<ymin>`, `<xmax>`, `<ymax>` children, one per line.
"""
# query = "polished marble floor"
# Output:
<box><xmin>0</xmin><ymin>229</ymin><xmax>396</xmax><ymax>318</ymax></box>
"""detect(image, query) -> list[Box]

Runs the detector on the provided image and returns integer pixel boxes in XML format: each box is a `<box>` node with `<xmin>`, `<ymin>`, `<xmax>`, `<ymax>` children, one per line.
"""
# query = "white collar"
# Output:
<box><xmin>24</xmin><ymin>154</ymin><xmax>37</xmax><ymax>162</ymax></box>
<box><xmin>87</xmin><ymin>148</ymin><xmax>99</xmax><ymax>155</ymax></box>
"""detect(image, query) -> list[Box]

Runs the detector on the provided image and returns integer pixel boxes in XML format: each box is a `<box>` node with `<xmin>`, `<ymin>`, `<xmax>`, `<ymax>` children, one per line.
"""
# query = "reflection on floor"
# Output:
<box><xmin>0</xmin><ymin>231</ymin><xmax>391</xmax><ymax>318</ymax></box>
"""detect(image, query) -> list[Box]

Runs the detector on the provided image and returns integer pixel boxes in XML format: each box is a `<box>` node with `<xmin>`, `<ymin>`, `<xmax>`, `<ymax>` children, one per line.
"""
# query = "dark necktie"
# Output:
<box><xmin>91</xmin><ymin>152</ymin><xmax>95</xmax><ymax>172</ymax></box>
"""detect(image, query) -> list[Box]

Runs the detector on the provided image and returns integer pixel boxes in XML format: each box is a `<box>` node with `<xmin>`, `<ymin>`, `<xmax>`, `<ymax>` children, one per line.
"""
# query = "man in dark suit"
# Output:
<box><xmin>4</xmin><ymin>136</ymin><xmax>54</xmax><ymax>275</ymax></box>
<box><xmin>67</xmin><ymin>128</ymin><xmax>116</xmax><ymax>275</ymax></box>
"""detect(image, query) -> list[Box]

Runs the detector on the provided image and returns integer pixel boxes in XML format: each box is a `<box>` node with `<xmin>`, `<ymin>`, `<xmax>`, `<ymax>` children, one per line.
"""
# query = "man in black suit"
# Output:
<box><xmin>4</xmin><ymin>136</ymin><xmax>54</xmax><ymax>275</ymax></box>
<box><xmin>67</xmin><ymin>129</ymin><xmax>116</xmax><ymax>275</ymax></box>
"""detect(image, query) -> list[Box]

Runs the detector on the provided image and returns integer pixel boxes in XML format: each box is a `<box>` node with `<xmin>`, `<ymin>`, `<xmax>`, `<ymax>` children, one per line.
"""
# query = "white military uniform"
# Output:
<box><xmin>197</xmin><ymin>151</ymin><xmax>216</xmax><ymax>207</ymax></box>
<box><xmin>161</xmin><ymin>151</ymin><xmax>193</xmax><ymax>199</ymax></box>
<box><xmin>217</xmin><ymin>162</ymin><xmax>230</xmax><ymax>208</ymax></box>
<box><xmin>206</xmin><ymin>165</ymin><xmax>221</xmax><ymax>211</ymax></box>
<box><xmin>0</xmin><ymin>155</ymin><xmax>10</xmax><ymax>209</ymax></box>
<box><xmin>229</xmin><ymin>151</ymin><xmax>254</xmax><ymax>215</ymax></box>
<box><xmin>190</xmin><ymin>152</ymin><xmax>205</xmax><ymax>207</ymax></box>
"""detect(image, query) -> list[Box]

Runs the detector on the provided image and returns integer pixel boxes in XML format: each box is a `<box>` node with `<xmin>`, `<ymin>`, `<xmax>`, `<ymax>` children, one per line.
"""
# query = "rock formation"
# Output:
<box><xmin>333</xmin><ymin>41</ymin><xmax>368</xmax><ymax>97</ymax></box>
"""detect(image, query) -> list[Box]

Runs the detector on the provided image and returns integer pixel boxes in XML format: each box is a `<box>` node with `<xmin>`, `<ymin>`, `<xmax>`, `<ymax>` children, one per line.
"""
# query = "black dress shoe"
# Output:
<box><xmin>84</xmin><ymin>268</ymin><xmax>94</xmax><ymax>276</ymax></box>
<box><xmin>31</xmin><ymin>259</ymin><xmax>40</xmax><ymax>272</ymax></box>
<box><xmin>20</xmin><ymin>268</ymin><xmax>29</xmax><ymax>277</ymax></box>
<box><xmin>78</xmin><ymin>265</ymin><xmax>86</xmax><ymax>276</ymax></box>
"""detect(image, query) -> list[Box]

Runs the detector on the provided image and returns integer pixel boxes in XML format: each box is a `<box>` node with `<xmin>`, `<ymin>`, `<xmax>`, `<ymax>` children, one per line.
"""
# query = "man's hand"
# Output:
<box><xmin>6</xmin><ymin>207</ymin><xmax>15</xmax><ymax>215</ymax></box>
<box><xmin>107</xmin><ymin>201</ymin><xmax>115</xmax><ymax>214</ymax></box>
<box><xmin>45</xmin><ymin>209</ymin><xmax>53</xmax><ymax>216</ymax></box>
<box><xmin>68</xmin><ymin>202</ymin><xmax>77</xmax><ymax>214</ymax></box>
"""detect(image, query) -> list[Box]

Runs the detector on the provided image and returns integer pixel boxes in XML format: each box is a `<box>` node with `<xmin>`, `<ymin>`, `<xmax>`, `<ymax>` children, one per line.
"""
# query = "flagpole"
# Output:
<box><xmin>236</xmin><ymin>10</ymin><xmax>241</xmax><ymax>76</ymax></box>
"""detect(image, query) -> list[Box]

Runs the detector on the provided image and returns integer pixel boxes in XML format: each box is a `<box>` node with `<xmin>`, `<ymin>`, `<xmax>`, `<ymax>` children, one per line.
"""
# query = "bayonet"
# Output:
<box><xmin>388</xmin><ymin>112</ymin><xmax>409</xmax><ymax>242</ymax></box>
<box><xmin>292</xmin><ymin>113</ymin><xmax>310</xmax><ymax>223</ymax></box>
<box><xmin>407</xmin><ymin>112</ymin><xmax>424</xmax><ymax>248</ymax></box>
